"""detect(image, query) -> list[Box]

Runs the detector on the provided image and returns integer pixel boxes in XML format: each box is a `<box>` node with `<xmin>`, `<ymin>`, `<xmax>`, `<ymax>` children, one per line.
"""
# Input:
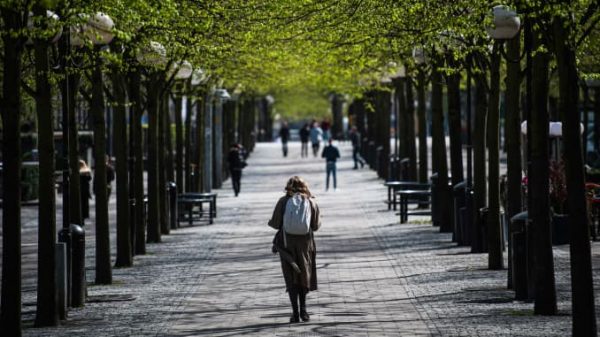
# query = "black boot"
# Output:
<box><xmin>288</xmin><ymin>288</ymin><xmax>299</xmax><ymax>323</ymax></box>
<box><xmin>299</xmin><ymin>288</ymin><xmax>310</xmax><ymax>322</ymax></box>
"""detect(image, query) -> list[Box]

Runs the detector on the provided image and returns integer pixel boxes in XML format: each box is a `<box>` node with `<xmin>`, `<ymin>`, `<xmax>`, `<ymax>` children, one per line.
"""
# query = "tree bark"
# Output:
<box><xmin>417</xmin><ymin>68</ymin><xmax>428</xmax><ymax>184</ymax></box>
<box><xmin>446</xmin><ymin>67</ymin><xmax>464</xmax><ymax>186</ymax></box>
<box><xmin>129</xmin><ymin>69</ymin><xmax>146</xmax><ymax>253</ymax></box>
<box><xmin>195</xmin><ymin>94</ymin><xmax>205</xmax><ymax>192</ymax></box>
<box><xmin>394</xmin><ymin>78</ymin><xmax>407</xmax><ymax>162</ymax></box>
<box><xmin>33</xmin><ymin>7</ymin><xmax>58</xmax><ymax>326</ymax></box>
<box><xmin>91</xmin><ymin>51</ymin><xmax>111</xmax><ymax>284</ymax></box>
<box><xmin>146</xmin><ymin>74</ymin><xmax>161</xmax><ymax>243</ymax></box>
<box><xmin>486</xmin><ymin>41</ymin><xmax>504</xmax><ymax>270</ymax></box>
<box><xmin>431</xmin><ymin>62</ymin><xmax>452</xmax><ymax>233</ymax></box>
<box><xmin>68</xmin><ymin>71</ymin><xmax>82</xmax><ymax>226</ymax></box>
<box><xmin>112</xmin><ymin>69</ymin><xmax>132</xmax><ymax>268</ymax></box>
<box><xmin>472</xmin><ymin>72</ymin><xmax>488</xmax><ymax>253</ymax></box>
<box><xmin>175</xmin><ymin>92</ymin><xmax>184</xmax><ymax>192</ymax></box>
<box><xmin>530</xmin><ymin>24</ymin><xmax>557</xmax><ymax>316</ymax></box>
<box><xmin>0</xmin><ymin>10</ymin><xmax>24</xmax><ymax>335</ymax></box>
<box><xmin>505</xmin><ymin>33</ymin><xmax>523</xmax><ymax>288</ymax></box>
<box><xmin>185</xmin><ymin>95</ymin><xmax>193</xmax><ymax>193</ymax></box>
<box><xmin>553</xmin><ymin>11</ymin><xmax>597</xmax><ymax>335</ymax></box>
<box><xmin>405</xmin><ymin>74</ymin><xmax>418</xmax><ymax>181</ymax></box>
<box><xmin>159</xmin><ymin>90</ymin><xmax>170</xmax><ymax>235</ymax></box>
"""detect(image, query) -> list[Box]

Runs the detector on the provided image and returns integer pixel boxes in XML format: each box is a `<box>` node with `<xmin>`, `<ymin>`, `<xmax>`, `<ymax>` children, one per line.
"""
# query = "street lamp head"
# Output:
<box><xmin>71</xmin><ymin>12</ymin><xmax>115</xmax><ymax>46</ymax></box>
<box><xmin>265</xmin><ymin>94</ymin><xmax>275</xmax><ymax>105</ymax></box>
<box><xmin>136</xmin><ymin>41</ymin><xmax>167</xmax><ymax>67</ymax></box>
<box><xmin>215</xmin><ymin>88</ymin><xmax>231</xmax><ymax>100</ymax></box>
<box><xmin>486</xmin><ymin>5</ymin><xmax>521</xmax><ymax>40</ymax></box>
<box><xmin>26</xmin><ymin>10</ymin><xmax>63</xmax><ymax>45</ymax></box>
<box><xmin>412</xmin><ymin>47</ymin><xmax>427</xmax><ymax>65</ymax></box>
<box><xmin>171</xmin><ymin>60</ymin><xmax>193</xmax><ymax>80</ymax></box>
<box><xmin>191</xmin><ymin>68</ymin><xmax>208</xmax><ymax>85</ymax></box>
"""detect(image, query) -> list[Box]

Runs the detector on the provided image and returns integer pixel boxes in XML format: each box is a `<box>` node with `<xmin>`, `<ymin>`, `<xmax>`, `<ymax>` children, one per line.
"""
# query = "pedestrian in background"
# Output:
<box><xmin>321</xmin><ymin>118</ymin><xmax>331</xmax><ymax>142</ymax></box>
<box><xmin>279</xmin><ymin>121</ymin><xmax>290</xmax><ymax>157</ymax></box>
<box><xmin>349</xmin><ymin>126</ymin><xmax>365</xmax><ymax>169</ymax></box>
<box><xmin>228</xmin><ymin>143</ymin><xmax>247</xmax><ymax>196</ymax></box>
<box><xmin>79</xmin><ymin>159</ymin><xmax>92</xmax><ymax>219</ymax></box>
<box><xmin>94</xmin><ymin>155</ymin><xmax>115</xmax><ymax>199</ymax></box>
<box><xmin>309</xmin><ymin>121</ymin><xmax>323</xmax><ymax>157</ymax></box>
<box><xmin>299</xmin><ymin>123</ymin><xmax>310</xmax><ymax>158</ymax></box>
<box><xmin>321</xmin><ymin>139</ymin><xmax>340</xmax><ymax>191</ymax></box>
<box><xmin>269</xmin><ymin>176</ymin><xmax>321</xmax><ymax>323</ymax></box>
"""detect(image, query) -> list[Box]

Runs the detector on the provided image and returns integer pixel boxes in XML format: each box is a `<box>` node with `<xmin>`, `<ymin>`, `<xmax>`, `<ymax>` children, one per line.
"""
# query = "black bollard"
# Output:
<box><xmin>510</xmin><ymin>211</ymin><xmax>529</xmax><ymax>300</ymax></box>
<box><xmin>168</xmin><ymin>182</ymin><xmax>178</xmax><ymax>230</ymax></box>
<box><xmin>57</xmin><ymin>227</ymin><xmax>72</xmax><ymax>306</ymax></box>
<box><xmin>430</xmin><ymin>173</ymin><xmax>439</xmax><ymax>227</ymax></box>
<box><xmin>453</xmin><ymin>182</ymin><xmax>466</xmax><ymax>245</ymax></box>
<box><xmin>70</xmin><ymin>224</ymin><xmax>85</xmax><ymax>307</ymax></box>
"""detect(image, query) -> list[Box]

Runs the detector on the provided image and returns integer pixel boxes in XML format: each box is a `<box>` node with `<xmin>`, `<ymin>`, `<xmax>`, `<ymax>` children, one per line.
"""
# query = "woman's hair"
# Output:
<box><xmin>285</xmin><ymin>176</ymin><xmax>312</xmax><ymax>197</ymax></box>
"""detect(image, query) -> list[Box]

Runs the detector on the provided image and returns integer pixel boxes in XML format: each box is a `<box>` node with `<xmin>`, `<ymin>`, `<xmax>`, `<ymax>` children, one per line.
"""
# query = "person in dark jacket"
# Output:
<box><xmin>321</xmin><ymin>139</ymin><xmax>341</xmax><ymax>191</ymax></box>
<box><xmin>299</xmin><ymin>123</ymin><xmax>310</xmax><ymax>158</ymax></box>
<box><xmin>269</xmin><ymin>176</ymin><xmax>321</xmax><ymax>323</ymax></box>
<box><xmin>349</xmin><ymin>126</ymin><xmax>365</xmax><ymax>169</ymax></box>
<box><xmin>228</xmin><ymin>143</ymin><xmax>246</xmax><ymax>196</ymax></box>
<box><xmin>279</xmin><ymin>121</ymin><xmax>290</xmax><ymax>157</ymax></box>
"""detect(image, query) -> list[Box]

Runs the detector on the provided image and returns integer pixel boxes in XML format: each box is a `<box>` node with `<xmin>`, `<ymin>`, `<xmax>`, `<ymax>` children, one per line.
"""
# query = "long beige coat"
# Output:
<box><xmin>268</xmin><ymin>195</ymin><xmax>321</xmax><ymax>292</ymax></box>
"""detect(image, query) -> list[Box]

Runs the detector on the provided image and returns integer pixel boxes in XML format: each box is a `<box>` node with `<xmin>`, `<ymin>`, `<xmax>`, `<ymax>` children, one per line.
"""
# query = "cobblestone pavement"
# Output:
<box><xmin>5</xmin><ymin>141</ymin><xmax>600</xmax><ymax>336</ymax></box>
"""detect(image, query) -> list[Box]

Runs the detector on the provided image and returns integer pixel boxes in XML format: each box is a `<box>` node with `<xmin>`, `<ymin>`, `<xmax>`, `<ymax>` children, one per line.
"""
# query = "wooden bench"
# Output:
<box><xmin>384</xmin><ymin>181</ymin><xmax>431</xmax><ymax>210</ymax></box>
<box><xmin>177</xmin><ymin>192</ymin><xmax>217</xmax><ymax>225</ymax></box>
<box><xmin>398</xmin><ymin>189</ymin><xmax>432</xmax><ymax>223</ymax></box>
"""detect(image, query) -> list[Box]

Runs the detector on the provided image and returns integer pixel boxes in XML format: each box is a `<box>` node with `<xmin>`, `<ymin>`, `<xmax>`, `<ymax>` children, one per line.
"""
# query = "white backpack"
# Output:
<box><xmin>283</xmin><ymin>194</ymin><xmax>312</xmax><ymax>235</ymax></box>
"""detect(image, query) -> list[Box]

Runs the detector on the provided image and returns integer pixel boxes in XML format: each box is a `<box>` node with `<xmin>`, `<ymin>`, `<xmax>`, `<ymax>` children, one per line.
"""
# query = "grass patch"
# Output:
<box><xmin>506</xmin><ymin>309</ymin><xmax>534</xmax><ymax>316</ymax></box>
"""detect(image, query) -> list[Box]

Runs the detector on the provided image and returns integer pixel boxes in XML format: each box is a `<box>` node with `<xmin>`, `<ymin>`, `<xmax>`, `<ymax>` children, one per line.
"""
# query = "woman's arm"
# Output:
<box><xmin>268</xmin><ymin>196</ymin><xmax>287</xmax><ymax>230</ymax></box>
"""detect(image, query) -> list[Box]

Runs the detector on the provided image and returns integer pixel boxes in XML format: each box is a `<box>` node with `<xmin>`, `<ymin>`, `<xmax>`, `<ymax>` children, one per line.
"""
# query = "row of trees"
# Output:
<box><xmin>1</xmin><ymin>0</ymin><xmax>598</xmax><ymax>336</ymax></box>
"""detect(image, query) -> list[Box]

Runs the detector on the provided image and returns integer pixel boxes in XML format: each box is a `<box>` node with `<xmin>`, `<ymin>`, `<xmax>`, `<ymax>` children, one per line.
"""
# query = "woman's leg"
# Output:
<box><xmin>288</xmin><ymin>287</ymin><xmax>299</xmax><ymax>322</ymax></box>
<box><xmin>299</xmin><ymin>287</ymin><xmax>310</xmax><ymax>321</ymax></box>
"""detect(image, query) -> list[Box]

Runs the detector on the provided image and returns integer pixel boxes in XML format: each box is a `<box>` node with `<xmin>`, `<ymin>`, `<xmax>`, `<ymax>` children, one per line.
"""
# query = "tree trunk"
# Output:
<box><xmin>175</xmin><ymin>93</ymin><xmax>184</xmax><ymax>192</ymax></box>
<box><xmin>159</xmin><ymin>91</ymin><xmax>170</xmax><ymax>235</ymax></box>
<box><xmin>472</xmin><ymin>73</ymin><xmax>488</xmax><ymax>252</ymax></box>
<box><xmin>68</xmin><ymin>71</ymin><xmax>82</xmax><ymax>226</ymax></box>
<box><xmin>33</xmin><ymin>8</ymin><xmax>58</xmax><ymax>326</ymax></box>
<box><xmin>394</xmin><ymin>78</ymin><xmax>407</xmax><ymax>161</ymax></box>
<box><xmin>405</xmin><ymin>74</ymin><xmax>418</xmax><ymax>181</ymax></box>
<box><xmin>594</xmin><ymin>88</ymin><xmax>600</xmax><ymax>153</ymax></box>
<box><xmin>417</xmin><ymin>68</ymin><xmax>428</xmax><ymax>184</ymax></box>
<box><xmin>446</xmin><ymin>68</ymin><xmax>464</xmax><ymax>186</ymax></box>
<box><xmin>505</xmin><ymin>33</ymin><xmax>523</xmax><ymax>288</ymax></box>
<box><xmin>486</xmin><ymin>41</ymin><xmax>503</xmax><ymax>270</ymax></box>
<box><xmin>112</xmin><ymin>69</ymin><xmax>132</xmax><ymax>268</ymax></box>
<box><xmin>195</xmin><ymin>94</ymin><xmax>205</xmax><ymax>192</ymax></box>
<box><xmin>0</xmin><ymin>11</ymin><xmax>24</xmax><ymax>335</ymax></box>
<box><xmin>129</xmin><ymin>69</ymin><xmax>146</xmax><ymax>254</ymax></box>
<box><xmin>146</xmin><ymin>75</ymin><xmax>161</xmax><ymax>243</ymax></box>
<box><xmin>553</xmin><ymin>12</ymin><xmax>597</xmax><ymax>335</ymax></box>
<box><xmin>184</xmin><ymin>95</ymin><xmax>192</xmax><ymax>193</ymax></box>
<box><xmin>431</xmin><ymin>63</ymin><xmax>452</xmax><ymax>233</ymax></box>
<box><xmin>530</xmin><ymin>25</ymin><xmax>557</xmax><ymax>316</ymax></box>
<box><xmin>91</xmin><ymin>51</ymin><xmax>111</xmax><ymax>284</ymax></box>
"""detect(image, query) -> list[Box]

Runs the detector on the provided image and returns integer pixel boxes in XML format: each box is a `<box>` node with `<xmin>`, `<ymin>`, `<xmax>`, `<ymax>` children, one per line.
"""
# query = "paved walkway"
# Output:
<box><xmin>11</xmin><ymin>141</ymin><xmax>600</xmax><ymax>336</ymax></box>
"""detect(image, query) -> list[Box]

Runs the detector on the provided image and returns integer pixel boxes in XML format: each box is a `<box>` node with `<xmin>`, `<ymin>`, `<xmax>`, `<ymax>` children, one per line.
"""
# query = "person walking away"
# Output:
<box><xmin>79</xmin><ymin>159</ymin><xmax>92</xmax><ymax>219</ymax></box>
<box><xmin>279</xmin><ymin>121</ymin><xmax>290</xmax><ymax>157</ymax></box>
<box><xmin>228</xmin><ymin>143</ymin><xmax>247</xmax><ymax>196</ymax></box>
<box><xmin>349</xmin><ymin>126</ymin><xmax>365</xmax><ymax>169</ymax></box>
<box><xmin>269</xmin><ymin>176</ymin><xmax>321</xmax><ymax>323</ymax></box>
<box><xmin>309</xmin><ymin>122</ymin><xmax>323</xmax><ymax>157</ymax></box>
<box><xmin>321</xmin><ymin>139</ymin><xmax>341</xmax><ymax>191</ymax></box>
<box><xmin>299</xmin><ymin>123</ymin><xmax>310</xmax><ymax>158</ymax></box>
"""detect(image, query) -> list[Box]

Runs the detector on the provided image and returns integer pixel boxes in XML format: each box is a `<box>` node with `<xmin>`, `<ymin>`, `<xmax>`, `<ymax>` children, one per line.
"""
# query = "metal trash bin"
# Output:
<box><xmin>510</xmin><ymin>211</ymin><xmax>528</xmax><ymax>300</ymax></box>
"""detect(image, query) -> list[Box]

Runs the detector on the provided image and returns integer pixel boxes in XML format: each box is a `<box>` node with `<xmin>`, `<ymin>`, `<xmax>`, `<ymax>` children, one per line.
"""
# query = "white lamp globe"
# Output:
<box><xmin>171</xmin><ymin>60</ymin><xmax>193</xmax><ymax>80</ymax></box>
<box><xmin>71</xmin><ymin>12</ymin><xmax>115</xmax><ymax>46</ymax></box>
<box><xmin>136</xmin><ymin>41</ymin><xmax>167</xmax><ymax>66</ymax></box>
<box><xmin>26</xmin><ymin>11</ymin><xmax>63</xmax><ymax>45</ymax></box>
<box><xmin>486</xmin><ymin>5</ymin><xmax>521</xmax><ymax>40</ymax></box>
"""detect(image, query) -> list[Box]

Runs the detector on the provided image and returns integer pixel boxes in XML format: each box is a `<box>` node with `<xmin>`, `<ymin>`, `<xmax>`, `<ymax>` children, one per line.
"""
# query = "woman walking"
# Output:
<box><xmin>269</xmin><ymin>176</ymin><xmax>321</xmax><ymax>323</ymax></box>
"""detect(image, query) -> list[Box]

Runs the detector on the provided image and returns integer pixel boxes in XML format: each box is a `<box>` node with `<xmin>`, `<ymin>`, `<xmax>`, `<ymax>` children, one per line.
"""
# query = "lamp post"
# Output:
<box><xmin>485</xmin><ymin>4</ymin><xmax>521</xmax><ymax>270</ymax></box>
